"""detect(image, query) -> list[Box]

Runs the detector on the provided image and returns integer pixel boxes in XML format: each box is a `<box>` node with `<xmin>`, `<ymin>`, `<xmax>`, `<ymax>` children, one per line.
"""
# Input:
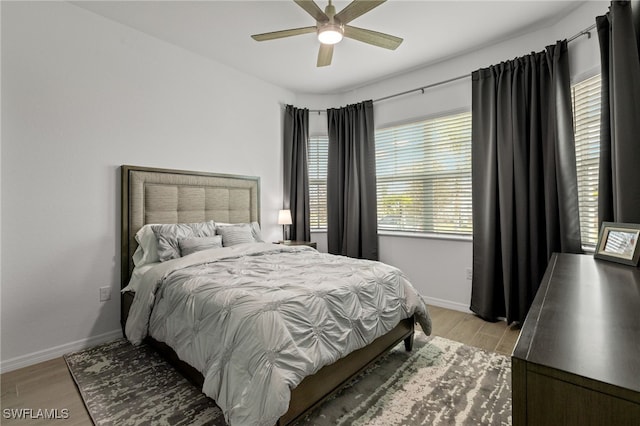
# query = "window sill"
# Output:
<box><xmin>311</xmin><ymin>229</ymin><xmax>472</xmax><ymax>242</ymax></box>
<box><xmin>313</xmin><ymin>230</ymin><xmax>593</xmax><ymax>248</ymax></box>
<box><xmin>582</xmin><ymin>245</ymin><xmax>596</xmax><ymax>254</ymax></box>
<box><xmin>379</xmin><ymin>230</ymin><xmax>472</xmax><ymax>242</ymax></box>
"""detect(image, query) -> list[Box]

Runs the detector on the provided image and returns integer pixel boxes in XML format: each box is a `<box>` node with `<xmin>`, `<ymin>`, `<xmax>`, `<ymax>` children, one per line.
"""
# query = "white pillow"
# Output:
<box><xmin>132</xmin><ymin>225</ymin><xmax>160</xmax><ymax>266</ymax></box>
<box><xmin>122</xmin><ymin>262</ymin><xmax>160</xmax><ymax>293</ymax></box>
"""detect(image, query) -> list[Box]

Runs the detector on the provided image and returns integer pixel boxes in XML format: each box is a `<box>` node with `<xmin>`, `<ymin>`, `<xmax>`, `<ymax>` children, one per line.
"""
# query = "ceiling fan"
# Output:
<box><xmin>251</xmin><ymin>0</ymin><xmax>403</xmax><ymax>67</ymax></box>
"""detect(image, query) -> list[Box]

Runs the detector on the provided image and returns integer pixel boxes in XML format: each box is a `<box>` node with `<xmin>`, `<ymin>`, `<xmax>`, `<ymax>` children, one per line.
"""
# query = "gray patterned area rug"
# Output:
<box><xmin>64</xmin><ymin>334</ymin><xmax>511</xmax><ymax>426</ymax></box>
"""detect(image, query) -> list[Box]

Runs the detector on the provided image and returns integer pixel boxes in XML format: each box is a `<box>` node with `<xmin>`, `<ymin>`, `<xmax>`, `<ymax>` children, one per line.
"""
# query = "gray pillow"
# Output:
<box><xmin>179</xmin><ymin>235</ymin><xmax>223</xmax><ymax>256</ymax></box>
<box><xmin>152</xmin><ymin>220</ymin><xmax>216</xmax><ymax>261</ymax></box>
<box><xmin>216</xmin><ymin>222</ymin><xmax>264</xmax><ymax>242</ymax></box>
<box><xmin>217</xmin><ymin>224</ymin><xmax>255</xmax><ymax>247</ymax></box>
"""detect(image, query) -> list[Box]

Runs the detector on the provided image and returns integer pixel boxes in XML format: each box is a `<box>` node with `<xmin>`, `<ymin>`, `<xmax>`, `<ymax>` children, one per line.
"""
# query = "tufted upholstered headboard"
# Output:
<box><xmin>120</xmin><ymin>165</ymin><xmax>260</xmax><ymax>289</ymax></box>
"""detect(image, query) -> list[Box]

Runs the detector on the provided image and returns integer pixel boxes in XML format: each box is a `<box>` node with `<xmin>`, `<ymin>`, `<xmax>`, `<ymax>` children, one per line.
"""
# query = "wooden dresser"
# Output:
<box><xmin>512</xmin><ymin>253</ymin><xmax>640</xmax><ymax>425</ymax></box>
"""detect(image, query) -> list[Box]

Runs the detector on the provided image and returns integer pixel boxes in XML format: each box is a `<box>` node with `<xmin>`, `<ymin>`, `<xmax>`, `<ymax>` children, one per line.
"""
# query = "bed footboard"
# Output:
<box><xmin>278</xmin><ymin>316</ymin><xmax>414</xmax><ymax>425</ymax></box>
<box><xmin>139</xmin><ymin>316</ymin><xmax>414</xmax><ymax>426</ymax></box>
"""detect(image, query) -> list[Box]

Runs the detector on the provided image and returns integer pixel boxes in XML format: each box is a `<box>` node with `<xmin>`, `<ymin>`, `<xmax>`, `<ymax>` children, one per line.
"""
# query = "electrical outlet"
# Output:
<box><xmin>466</xmin><ymin>268</ymin><xmax>473</xmax><ymax>280</ymax></box>
<box><xmin>99</xmin><ymin>286</ymin><xmax>111</xmax><ymax>302</ymax></box>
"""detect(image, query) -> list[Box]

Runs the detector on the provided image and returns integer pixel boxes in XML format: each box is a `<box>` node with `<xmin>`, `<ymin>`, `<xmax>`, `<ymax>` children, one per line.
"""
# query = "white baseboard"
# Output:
<box><xmin>0</xmin><ymin>329</ymin><xmax>123</xmax><ymax>374</ymax></box>
<box><xmin>423</xmin><ymin>296</ymin><xmax>472</xmax><ymax>313</ymax></box>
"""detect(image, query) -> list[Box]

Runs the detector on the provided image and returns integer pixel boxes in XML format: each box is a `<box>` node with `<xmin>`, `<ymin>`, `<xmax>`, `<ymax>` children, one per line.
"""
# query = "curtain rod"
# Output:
<box><xmin>568</xmin><ymin>23</ymin><xmax>596</xmax><ymax>42</ymax></box>
<box><xmin>309</xmin><ymin>22</ymin><xmax>597</xmax><ymax>113</ymax></box>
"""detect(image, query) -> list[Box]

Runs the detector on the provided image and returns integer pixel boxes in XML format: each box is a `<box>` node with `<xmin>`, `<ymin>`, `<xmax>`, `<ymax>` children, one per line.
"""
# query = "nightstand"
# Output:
<box><xmin>274</xmin><ymin>240</ymin><xmax>317</xmax><ymax>249</ymax></box>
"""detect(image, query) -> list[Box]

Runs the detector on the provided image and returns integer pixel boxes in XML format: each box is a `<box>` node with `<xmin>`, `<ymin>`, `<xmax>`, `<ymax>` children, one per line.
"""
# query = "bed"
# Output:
<box><xmin>120</xmin><ymin>165</ymin><xmax>432</xmax><ymax>426</ymax></box>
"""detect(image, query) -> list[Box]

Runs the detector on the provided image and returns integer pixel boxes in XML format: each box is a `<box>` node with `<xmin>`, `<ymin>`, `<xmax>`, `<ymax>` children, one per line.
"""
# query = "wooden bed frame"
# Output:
<box><xmin>120</xmin><ymin>165</ymin><xmax>415</xmax><ymax>426</ymax></box>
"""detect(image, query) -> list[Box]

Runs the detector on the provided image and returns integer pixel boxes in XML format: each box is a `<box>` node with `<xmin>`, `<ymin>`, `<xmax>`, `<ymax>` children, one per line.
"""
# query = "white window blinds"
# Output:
<box><xmin>571</xmin><ymin>74</ymin><xmax>602</xmax><ymax>248</ymax></box>
<box><xmin>375</xmin><ymin>112</ymin><xmax>472</xmax><ymax>235</ymax></box>
<box><xmin>308</xmin><ymin>135</ymin><xmax>329</xmax><ymax>230</ymax></box>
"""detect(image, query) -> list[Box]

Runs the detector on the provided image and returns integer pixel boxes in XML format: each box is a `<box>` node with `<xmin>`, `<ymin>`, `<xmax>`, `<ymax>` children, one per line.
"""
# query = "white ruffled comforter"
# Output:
<box><xmin>125</xmin><ymin>243</ymin><xmax>431</xmax><ymax>426</ymax></box>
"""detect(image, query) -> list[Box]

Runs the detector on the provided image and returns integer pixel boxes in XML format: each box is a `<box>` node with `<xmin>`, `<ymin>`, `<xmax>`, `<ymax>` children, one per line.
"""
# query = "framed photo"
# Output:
<box><xmin>594</xmin><ymin>222</ymin><xmax>640</xmax><ymax>266</ymax></box>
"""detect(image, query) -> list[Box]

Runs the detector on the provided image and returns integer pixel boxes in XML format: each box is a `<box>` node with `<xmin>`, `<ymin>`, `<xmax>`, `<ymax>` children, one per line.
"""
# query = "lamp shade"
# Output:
<box><xmin>278</xmin><ymin>209</ymin><xmax>293</xmax><ymax>225</ymax></box>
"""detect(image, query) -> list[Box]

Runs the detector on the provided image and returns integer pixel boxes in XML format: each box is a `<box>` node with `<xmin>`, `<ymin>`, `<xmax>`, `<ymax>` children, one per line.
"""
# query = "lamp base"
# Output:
<box><xmin>282</xmin><ymin>224</ymin><xmax>291</xmax><ymax>242</ymax></box>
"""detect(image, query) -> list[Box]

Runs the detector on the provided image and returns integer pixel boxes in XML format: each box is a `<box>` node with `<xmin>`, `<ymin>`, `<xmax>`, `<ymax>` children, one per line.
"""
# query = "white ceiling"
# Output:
<box><xmin>73</xmin><ymin>1</ymin><xmax>584</xmax><ymax>94</ymax></box>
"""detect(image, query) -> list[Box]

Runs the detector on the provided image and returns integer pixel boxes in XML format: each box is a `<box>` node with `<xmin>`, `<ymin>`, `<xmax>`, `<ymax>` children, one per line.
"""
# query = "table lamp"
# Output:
<box><xmin>278</xmin><ymin>209</ymin><xmax>292</xmax><ymax>242</ymax></box>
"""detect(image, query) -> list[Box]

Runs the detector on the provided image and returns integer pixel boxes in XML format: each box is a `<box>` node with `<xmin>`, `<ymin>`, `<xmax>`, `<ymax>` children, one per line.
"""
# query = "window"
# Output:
<box><xmin>571</xmin><ymin>74</ymin><xmax>602</xmax><ymax>248</ymax></box>
<box><xmin>308</xmin><ymin>135</ymin><xmax>328</xmax><ymax>230</ymax></box>
<box><xmin>307</xmin><ymin>80</ymin><xmax>601</xmax><ymax>242</ymax></box>
<box><xmin>376</xmin><ymin>112</ymin><xmax>472</xmax><ymax>235</ymax></box>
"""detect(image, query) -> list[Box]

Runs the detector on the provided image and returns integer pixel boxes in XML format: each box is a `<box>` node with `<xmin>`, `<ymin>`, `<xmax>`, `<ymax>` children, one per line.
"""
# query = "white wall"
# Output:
<box><xmin>0</xmin><ymin>0</ymin><xmax>608</xmax><ymax>371</ymax></box>
<box><xmin>0</xmin><ymin>1</ymin><xmax>295</xmax><ymax>371</ymax></box>
<box><xmin>0</xmin><ymin>1</ymin><xmax>4</xmax><ymax>365</ymax></box>
<box><xmin>302</xmin><ymin>0</ymin><xmax>607</xmax><ymax>311</ymax></box>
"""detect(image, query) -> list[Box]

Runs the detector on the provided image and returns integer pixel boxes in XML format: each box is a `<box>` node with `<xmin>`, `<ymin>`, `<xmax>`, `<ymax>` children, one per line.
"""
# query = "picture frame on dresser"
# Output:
<box><xmin>594</xmin><ymin>222</ymin><xmax>640</xmax><ymax>266</ymax></box>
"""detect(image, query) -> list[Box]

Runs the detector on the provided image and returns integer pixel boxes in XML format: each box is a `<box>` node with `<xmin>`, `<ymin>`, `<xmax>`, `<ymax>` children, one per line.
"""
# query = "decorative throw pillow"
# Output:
<box><xmin>216</xmin><ymin>222</ymin><xmax>264</xmax><ymax>242</ymax></box>
<box><xmin>152</xmin><ymin>220</ymin><xmax>217</xmax><ymax>261</ymax></box>
<box><xmin>217</xmin><ymin>224</ymin><xmax>255</xmax><ymax>247</ymax></box>
<box><xmin>179</xmin><ymin>235</ymin><xmax>223</xmax><ymax>256</ymax></box>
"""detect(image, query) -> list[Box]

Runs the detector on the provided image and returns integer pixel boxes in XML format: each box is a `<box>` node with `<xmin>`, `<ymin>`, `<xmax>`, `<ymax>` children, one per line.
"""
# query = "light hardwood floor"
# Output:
<box><xmin>1</xmin><ymin>305</ymin><xmax>520</xmax><ymax>425</ymax></box>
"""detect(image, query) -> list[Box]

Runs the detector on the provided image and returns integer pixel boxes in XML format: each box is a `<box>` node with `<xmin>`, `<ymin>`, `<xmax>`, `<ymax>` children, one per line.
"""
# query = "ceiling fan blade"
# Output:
<box><xmin>317</xmin><ymin>44</ymin><xmax>334</xmax><ymax>67</ymax></box>
<box><xmin>344</xmin><ymin>25</ymin><xmax>403</xmax><ymax>50</ymax></box>
<box><xmin>251</xmin><ymin>26</ymin><xmax>317</xmax><ymax>41</ymax></box>
<box><xmin>335</xmin><ymin>0</ymin><xmax>386</xmax><ymax>24</ymax></box>
<box><xmin>294</xmin><ymin>0</ymin><xmax>329</xmax><ymax>23</ymax></box>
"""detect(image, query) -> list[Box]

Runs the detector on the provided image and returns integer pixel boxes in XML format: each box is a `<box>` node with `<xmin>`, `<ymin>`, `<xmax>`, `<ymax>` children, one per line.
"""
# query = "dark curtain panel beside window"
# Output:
<box><xmin>326</xmin><ymin>100</ymin><xmax>378</xmax><ymax>260</ymax></box>
<box><xmin>283</xmin><ymin>105</ymin><xmax>311</xmax><ymax>241</ymax></box>
<box><xmin>471</xmin><ymin>41</ymin><xmax>582</xmax><ymax>324</ymax></box>
<box><xmin>596</xmin><ymin>0</ymin><xmax>640</xmax><ymax>225</ymax></box>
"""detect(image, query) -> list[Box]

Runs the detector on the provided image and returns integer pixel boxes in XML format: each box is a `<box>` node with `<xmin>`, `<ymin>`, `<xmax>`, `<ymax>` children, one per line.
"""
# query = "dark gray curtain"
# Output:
<box><xmin>326</xmin><ymin>100</ymin><xmax>378</xmax><ymax>260</ymax></box>
<box><xmin>597</xmin><ymin>0</ymin><xmax>640</xmax><ymax>225</ymax></box>
<box><xmin>283</xmin><ymin>105</ymin><xmax>310</xmax><ymax>241</ymax></box>
<box><xmin>471</xmin><ymin>41</ymin><xmax>582</xmax><ymax>324</ymax></box>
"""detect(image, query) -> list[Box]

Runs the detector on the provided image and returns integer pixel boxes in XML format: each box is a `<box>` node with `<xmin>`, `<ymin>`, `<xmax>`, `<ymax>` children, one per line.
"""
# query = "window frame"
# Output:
<box><xmin>375</xmin><ymin>108</ymin><xmax>473</xmax><ymax>238</ymax></box>
<box><xmin>307</xmin><ymin>134</ymin><xmax>329</xmax><ymax>232</ymax></box>
<box><xmin>570</xmin><ymin>71</ymin><xmax>602</xmax><ymax>251</ymax></box>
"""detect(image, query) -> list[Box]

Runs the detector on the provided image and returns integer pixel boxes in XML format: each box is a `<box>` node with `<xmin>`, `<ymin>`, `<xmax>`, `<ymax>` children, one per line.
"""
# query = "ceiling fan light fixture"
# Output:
<box><xmin>318</xmin><ymin>24</ymin><xmax>343</xmax><ymax>45</ymax></box>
